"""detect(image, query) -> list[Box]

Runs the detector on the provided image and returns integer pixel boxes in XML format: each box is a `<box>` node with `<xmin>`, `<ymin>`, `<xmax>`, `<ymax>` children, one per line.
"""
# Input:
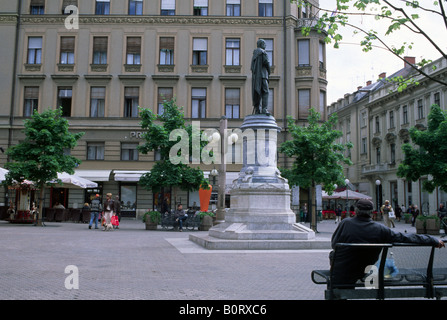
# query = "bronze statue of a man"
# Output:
<box><xmin>251</xmin><ymin>39</ymin><xmax>271</xmax><ymax>114</ymax></box>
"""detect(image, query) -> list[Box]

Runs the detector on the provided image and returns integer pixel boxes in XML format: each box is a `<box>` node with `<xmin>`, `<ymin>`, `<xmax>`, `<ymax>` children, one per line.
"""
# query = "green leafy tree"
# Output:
<box><xmin>293</xmin><ymin>0</ymin><xmax>447</xmax><ymax>90</ymax></box>
<box><xmin>138</xmin><ymin>99</ymin><xmax>208</xmax><ymax>209</ymax></box>
<box><xmin>279</xmin><ymin>108</ymin><xmax>353</xmax><ymax>230</ymax></box>
<box><xmin>4</xmin><ymin>108</ymin><xmax>84</xmax><ymax>225</ymax></box>
<box><xmin>397</xmin><ymin>104</ymin><xmax>447</xmax><ymax>193</ymax></box>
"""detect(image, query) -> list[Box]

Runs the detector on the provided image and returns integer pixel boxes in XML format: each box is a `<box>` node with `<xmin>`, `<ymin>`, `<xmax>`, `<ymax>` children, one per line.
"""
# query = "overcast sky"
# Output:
<box><xmin>318</xmin><ymin>0</ymin><xmax>446</xmax><ymax>104</ymax></box>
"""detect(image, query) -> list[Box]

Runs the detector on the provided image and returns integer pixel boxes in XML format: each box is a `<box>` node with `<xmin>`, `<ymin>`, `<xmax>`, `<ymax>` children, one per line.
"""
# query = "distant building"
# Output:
<box><xmin>329</xmin><ymin>56</ymin><xmax>447</xmax><ymax>215</ymax></box>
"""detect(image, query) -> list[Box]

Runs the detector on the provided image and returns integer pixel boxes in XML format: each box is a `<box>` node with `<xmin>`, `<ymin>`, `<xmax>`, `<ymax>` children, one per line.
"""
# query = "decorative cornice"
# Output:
<box><xmin>18</xmin><ymin>14</ymin><xmax>284</xmax><ymax>26</ymax></box>
<box><xmin>0</xmin><ymin>14</ymin><xmax>18</xmax><ymax>24</ymax></box>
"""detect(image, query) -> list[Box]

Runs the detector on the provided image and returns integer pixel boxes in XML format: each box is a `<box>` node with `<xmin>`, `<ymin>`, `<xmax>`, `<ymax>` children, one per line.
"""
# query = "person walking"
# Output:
<box><xmin>411</xmin><ymin>204</ymin><xmax>420</xmax><ymax>227</ymax></box>
<box><xmin>381</xmin><ymin>200</ymin><xmax>395</xmax><ymax>228</ymax></box>
<box><xmin>89</xmin><ymin>194</ymin><xmax>102</xmax><ymax>229</ymax></box>
<box><xmin>335</xmin><ymin>205</ymin><xmax>342</xmax><ymax>224</ymax></box>
<box><xmin>103</xmin><ymin>193</ymin><xmax>115</xmax><ymax>231</ymax></box>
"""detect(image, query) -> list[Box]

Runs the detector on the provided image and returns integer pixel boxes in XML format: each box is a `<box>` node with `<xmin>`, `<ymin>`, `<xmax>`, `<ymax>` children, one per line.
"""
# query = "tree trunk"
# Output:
<box><xmin>309</xmin><ymin>182</ymin><xmax>317</xmax><ymax>232</ymax></box>
<box><xmin>36</xmin><ymin>185</ymin><xmax>45</xmax><ymax>226</ymax></box>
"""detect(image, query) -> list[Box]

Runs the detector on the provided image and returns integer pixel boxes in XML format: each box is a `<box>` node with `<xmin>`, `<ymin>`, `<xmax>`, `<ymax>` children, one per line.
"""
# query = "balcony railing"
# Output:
<box><xmin>362</xmin><ymin>163</ymin><xmax>388</xmax><ymax>175</ymax></box>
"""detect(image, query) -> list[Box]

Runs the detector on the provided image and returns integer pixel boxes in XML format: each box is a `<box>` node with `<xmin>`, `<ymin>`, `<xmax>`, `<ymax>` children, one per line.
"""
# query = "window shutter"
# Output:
<box><xmin>160</xmin><ymin>37</ymin><xmax>174</xmax><ymax>50</ymax></box>
<box><xmin>93</xmin><ymin>37</ymin><xmax>108</xmax><ymax>51</ymax></box>
<box><xmin>25</xmin><ymin>87</ymin><xmax>39</xmax><ymax>99</ymax></box>
<box><xmin>127</xmin><ymin>37</ymin><xmax>141</xmax><ymax>54</ymax></box>
<box><xmin>125</xmin><ymin>87</ymin><xmax>139</xmax><ymax>97</ymax></box>
<box><xmin>60</xmin><ymin>37</ymin><xmax>75</xmax><ymax>51</ymax></box>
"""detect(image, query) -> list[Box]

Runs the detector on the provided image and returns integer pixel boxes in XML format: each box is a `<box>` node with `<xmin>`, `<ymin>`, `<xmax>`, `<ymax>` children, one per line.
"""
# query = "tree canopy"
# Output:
<box><xmin>397</xmin><ymin>104</ymin><xmax>447</xmax><ymax>193</ymax></box>
<box><xmin>294</xmin><ymin>0</ymin><xmax>447</xmax><ymax>89</ymax></box>
<box><xmin>138</xmin><ymin>99</ymin><xmax>207</xmax><ymax>194</ymax></box>
<box><xmin>279</xmin><ymin>108</ymin><xmax>353</xmax><ymax>193</ymax></box>
<box><xmin>4</xmin><ymin>108</ymin><xmax>84</xmax><ymax>224</ymax></box>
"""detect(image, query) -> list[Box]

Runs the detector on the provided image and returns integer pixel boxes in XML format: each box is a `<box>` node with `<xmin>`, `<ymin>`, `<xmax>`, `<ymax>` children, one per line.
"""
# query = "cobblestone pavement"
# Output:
<box><xmin>0</xmin><ymin>217</ymin><xmax>445</xmax><ymax>302</ymax></box>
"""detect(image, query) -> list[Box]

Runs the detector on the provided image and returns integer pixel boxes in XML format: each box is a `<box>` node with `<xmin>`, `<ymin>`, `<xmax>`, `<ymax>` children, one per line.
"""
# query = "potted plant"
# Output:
<box><xmin>143</xmin><ymin>210</ymin><xmax>161</xmax><ymax>230</ymax></box>
<box><xmin>425</xmin><ymin>215</ymin><xmax>440</xmax><ymax>235</ymax></box>
<box><xmin>415</xmin><ymin>215</ymin><xmax>426</xmax><ymax>234</ymax></box>
<box><xmin>403</xmin><ymin>213</ymin><xmax>412</xmax><ymax>224</ymax></box>
<box><xmin>197</xmin><ymin>211</ymin><xmax>215</xmax><ymax>231</ymax></box>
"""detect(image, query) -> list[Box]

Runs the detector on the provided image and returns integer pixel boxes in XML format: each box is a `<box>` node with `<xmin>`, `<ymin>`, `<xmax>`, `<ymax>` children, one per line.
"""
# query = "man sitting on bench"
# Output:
<box><xmin>331</xmin><ymin>199</ymin><xmax>445</xmax><ymax>287</ymax></box>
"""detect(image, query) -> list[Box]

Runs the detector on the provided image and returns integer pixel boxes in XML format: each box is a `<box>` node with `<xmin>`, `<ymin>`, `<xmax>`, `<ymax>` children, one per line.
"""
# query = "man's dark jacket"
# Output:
<box><xmin>330</xmin><ymin>213</ymin><xmax>439</xmax><ymax>286</ymax></box>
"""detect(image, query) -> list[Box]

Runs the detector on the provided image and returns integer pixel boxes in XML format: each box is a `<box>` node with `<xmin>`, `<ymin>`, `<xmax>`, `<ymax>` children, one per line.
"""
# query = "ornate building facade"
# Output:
<box><xmin>329</xmin><ymin>56</ymin><xmax>447</xmax><ymax>215</ymax></box>
<box><xmin>0</xmin><ymin>0</ymin><xmax>327</xmax><ymax>217</ymax></box>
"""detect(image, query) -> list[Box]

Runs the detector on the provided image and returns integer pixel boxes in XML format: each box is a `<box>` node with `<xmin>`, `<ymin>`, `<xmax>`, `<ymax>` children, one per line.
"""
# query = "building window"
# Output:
<box><xmin>129</xmin><ymin>0</ymin><xmax>143</xmax><ymax>15</ymax></box>
<box><xmin>225</xmin><ymin>88</ymin><xmax>240</xmax><ymax>119</ymax></box>
<box><xmin>95</xmin><ymin>0</ymin><xmax>110</xmax><ymax>15</ymax></box>
<box><xmin>301</xmin><ymin>1</ymin><xmax>311</xmax><ymax>18</ymax></box>
<box><xmin>27</xmin><ymin>37</ymin><xmax>42</xmax><ymax>65</ymax></box>
<box><xmin>226</xmin><ymin>0</ymin><xmax>240</xmax><ymax>16</ymax></box>
<box><xmin>319</xmin><ymin>41</ymin><xmax>325</xmax><ymax>69</ymax></box>
<box><xmin>124</xmin><ymin>87</ymin><xmax>139</xmax><ymax>118</ymax></box>
<box><xmin>121</xmin><ymin>143</ymin><xmax>139</xmax><ymax>161</ymax></box>
<box><xmin>161</xmin><ymin>0</ymin><xmax>175</xmax><ymax>15</ymax></box>
<box><xmin>87</xmin><ymin>142</ymin><xmax>105</xmax><ymax>160</ymax></box>
<box><xmin>120</xmin><ymin>184</ymin><xmax>137</xmax><ymax>213</ymax></box>
<box><xmin>90</xmin><ymin>87</ymin><xmax>105</xmax><ymax>117</ymax></box>
<box><xmin>375</xmin><ymin>116</ymin><xmax>380</xmax><ymax>133</ymax></box>
<box><xmin>60</xmin><ymin>37</ymin><xmax>75</xmax><ymax>65</ymax></box>
<box><xmin>298</xmin><ymin>89</ymin><xmax>310</xmax><ymax>120</ymax></box>
<box><xmin>193</xmin><ymin>0</ymin><xmax>208</xmax><ymax>16</ymax></box>
<box><xmin>191</xmin><ymin>88</ymin><xmax>206</xmax><ymax>118</ymax></box>
<box><xmin>361</xmin><ymin>137</ymin><xmax>367</xmax><ymax>154</ymax></box>
<box><xmin>319</xmin><ymin>90</ymin><xmax>326</xmax><ymax>116</ymax></box>
<box><xmin>57</xmin><ymin>87</ymin><xmax>72</xmax><ymax>117</ymax></box>
<box><xmin>361</xmin><ymin>111</ymin><xmax>367</xmax><ymax>127</ymax></box>
<box><xmin>24</xmin><ymin>87</ymin><xmax>39</xmax><ymax>117</ymax></box>
<box><xmin>157</xmin><ymin>87</ymin><xmax>173</xmax><ymax>115</ymax></box>
<box><xmin>390</xmin><ymin>143</ymin><xmax>396</xmax><ymax>164</ymax></box>
<box><xmin>298</xmin><ymin>39</ymin><xmax>310</xmax><ymax>66</ymax></box>
<box><xmin>376</xmin><ymin>147</ymin><xmax>381</xmax><ymax>164</ymax></box>
<box><xmin>389</xmin><ymin>110</ymin><xmax>394</xmax><ymax>128</ymax></box>
<box><xmin>264</xmin><ymin>39</ymin><xmax>273</xmax><ymax>66</ymax></box>
<box><xmin>417</xmin><ymin>99</ymin><xmax>424</xmax><ymax>119</ymax></box>
<box><xmin>62</xmin><ymin>0</ymin><xmax>78</xmax><ymax>14</ymax></box>
<box><xmin>402</xmin><ymin>105</ymin><xmax>408</xmax><ymax>124</ymax></box>
<box><xmin>159</xmin><ymin>37</ymin><xmax>174</xmax><ymax>65</ymax></box>
<box><xmin>192</xmin><ymin>38</ymin><xmax>207</xmax><ymax>65</ymax></box>
<box><xmin>434</xmin><ymin>92</ymin><xmax>441</xmax><ymax>107</ymax></box>
<box><xmin>30</xmin><ymin>0</ymin><xmax>45</xmax><ymax>14</ymax></box>
<box><xmin>259</xmin><ymin>0</ymin><xmax>273</xmax><ymax>17</ymax></box>
<box><xmin>126</xmin><ymin>37</ymin><xmax>141</xmax><ymax>65</ymax></box>
<box><xmin>93</xmin><ymin>37</ymin><xmax>108</xmax><ymax>65</ymax></box>
<box><xmin>225</xmin><ymin>38</ymin><xmax>240</xmax><ymax>66</ymax></box>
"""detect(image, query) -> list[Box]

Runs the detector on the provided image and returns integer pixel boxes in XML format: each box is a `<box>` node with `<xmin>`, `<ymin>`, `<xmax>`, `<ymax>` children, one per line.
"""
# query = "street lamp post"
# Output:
<box><xmin>215</xmin><ymin>116</ymin><xmax>227</xmax><ymax>224</ymax></box>
<box><xmin>376</xmin><ymin>179</ymin><xmax>381</xmax><ymax>218</ymax></box>
<box><xmin>345</xmin><ymin>178</ymin><xmax>350</xmax><ymax>216</ymax></box>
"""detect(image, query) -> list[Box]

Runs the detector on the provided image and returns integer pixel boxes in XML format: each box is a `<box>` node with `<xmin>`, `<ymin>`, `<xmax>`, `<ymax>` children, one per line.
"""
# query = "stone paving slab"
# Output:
<box><xmin>0</xmin><ymin>218</ymin><xmax>444</xmax><ymax>304</ymax></box>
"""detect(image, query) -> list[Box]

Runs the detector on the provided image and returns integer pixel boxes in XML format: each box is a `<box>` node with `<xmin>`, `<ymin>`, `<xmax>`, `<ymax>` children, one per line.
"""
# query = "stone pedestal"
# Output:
<box><xmin>190</xmin><ymin>114</ymin><xmax>330</xmax><ymax>249</ymax></box>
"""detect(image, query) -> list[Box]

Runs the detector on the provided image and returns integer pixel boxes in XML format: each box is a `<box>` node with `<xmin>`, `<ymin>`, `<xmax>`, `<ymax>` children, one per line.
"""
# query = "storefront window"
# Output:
<box><xmin>120</xmin><ymin>184</ymin><xmax>137</xmax><ymax>217</ymax></box>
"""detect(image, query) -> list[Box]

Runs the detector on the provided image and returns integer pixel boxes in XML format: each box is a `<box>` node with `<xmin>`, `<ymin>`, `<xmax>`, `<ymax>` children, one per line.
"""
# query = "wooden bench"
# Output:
<box><xmin>311</xmin><ymin>243</ymin><xmax>447</xmax><ymax>300</ymax></box>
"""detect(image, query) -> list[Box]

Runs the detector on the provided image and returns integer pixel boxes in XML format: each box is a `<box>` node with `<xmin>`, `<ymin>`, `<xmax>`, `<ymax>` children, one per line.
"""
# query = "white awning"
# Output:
<box><xmin>114</xmin><ymin>170</ymin><xmax>149</xmax><ymax>182</ymax></box>
<box><xmin>75</xmin><ymin>170</ymin><xmax>112</xmax><ymax>182</ymax></box>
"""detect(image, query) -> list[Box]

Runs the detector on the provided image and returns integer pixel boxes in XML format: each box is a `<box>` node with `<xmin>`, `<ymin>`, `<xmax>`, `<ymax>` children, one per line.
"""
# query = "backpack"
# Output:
<box><xmin>91</xmin><ymin>199</ymin><xmax>101</xmax><ymax>211</ymax></box>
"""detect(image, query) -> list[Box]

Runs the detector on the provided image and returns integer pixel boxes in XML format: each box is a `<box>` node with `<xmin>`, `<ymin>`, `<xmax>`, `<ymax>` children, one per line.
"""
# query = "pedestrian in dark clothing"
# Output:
<box><xmin>330</xmin><ymin>199</ymin><xmax>444</xmax><ymax>287</ymax></box>
<box><xmin>89</xmin><ymin>194</ymin><xmax>102</xmax><ymax>229</ymax></box>
<box><xmin>174</xmin><ymin>204</ymin><xmax>187</xmax><ymax>232</ymax></box>
<box><xmin>411</xmin><ymin>205</ymin><xmax>420</xmax><ymax>227</ymax></box>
